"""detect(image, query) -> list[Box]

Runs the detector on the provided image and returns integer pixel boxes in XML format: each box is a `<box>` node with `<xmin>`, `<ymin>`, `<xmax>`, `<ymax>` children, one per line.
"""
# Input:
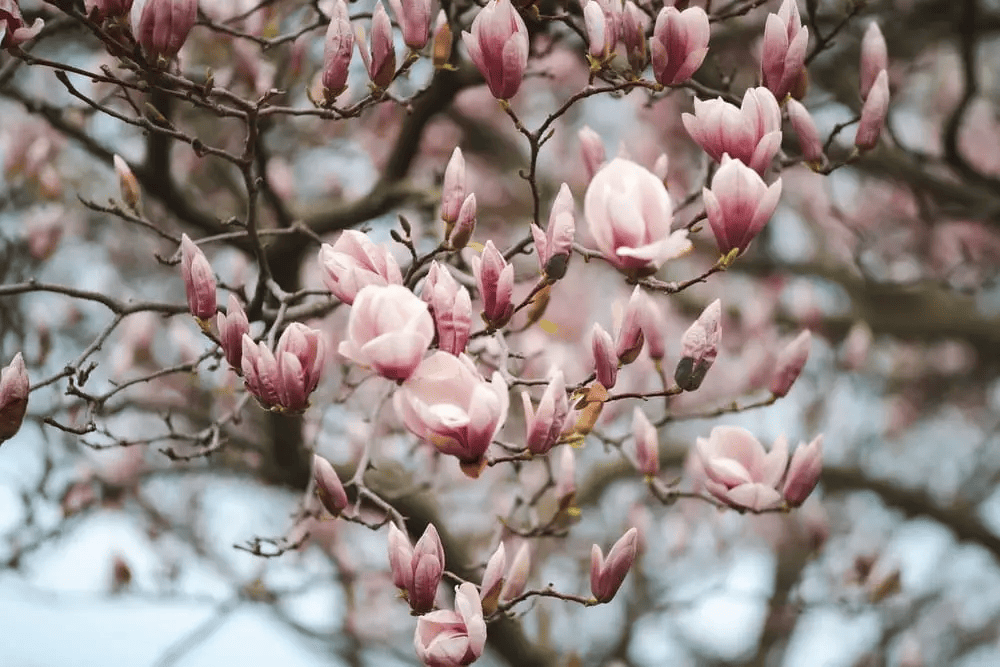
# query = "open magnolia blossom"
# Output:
<box><xmin>319</xmin><ymin>230</ymin><xmax>404</xmax><ymax>305</ymax></box>
<box><xmin>414</xmin><ymin>583</ymin><xmax>487</xmax><ymax>667</ymax></box>
<box><xmin>682</xmin><ymin>87</ymin><xmax>782</xmax><ymax>175</ymax></box>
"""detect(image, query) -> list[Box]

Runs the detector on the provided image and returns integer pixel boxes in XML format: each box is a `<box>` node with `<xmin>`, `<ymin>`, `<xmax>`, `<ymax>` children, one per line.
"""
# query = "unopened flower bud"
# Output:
<box><xmin>621</xmin><ymin>1</ymin><xmax>649</xmax><ymax>72</ymax></box>
<box><xmin>440</xmin><ymin>147</ymin><xmax>466</xmax><ymax>226</ymax></box>
<box><xmin>216</xmin><ymin>294</ymin><xmax>250</xmax><ymax>370</ymax></box>
<box><xmin>480</xmin><ymin>542</ymin><xmax>506</xmax><ymax>613</ymax></box>
<box><xmin>322</xmin><ymin>0</ymin><xmax>354</xmax><ymax>102</ymax></box>
<box><xmin>358</xmin><ymin>2</ymin><xmax>396</xmax><ymax>89</ymax></box>
<box><xmin>113</xmin><ymin>155</ymin><xmax>141</xmax><ymax>214</ymax></box>
<box><xmin>650</xmin><ymin>6</ymin><xmax>710</xmax><ymax>86</ymax></box>
<box><xmin>592</xmin><ymin>323</ymin><xmax>618</xmax><ymax>389</ymax></box>
<box><xmin>782</xmin><ymin>434</ymin><xmax>823</xmax><ymax>506</ymax></box>
<box><xmin>579</xmin><ymin>126</ymin><xmax>606</xmax><ymax>183</ymax></box>
<box><xmin>130</xmin><ymin>0</ymin><xmax>198</xmax><ymax>61</ymax></box>
<box><xmin>674</xmin><ymin>299</ymin><xmax>721</xmax><ymax>391</ymax></box>
<box><xmin>632</xmin><ymin>407</ymin><xmax>658</xmax><ymax>477</ymax></box>
<box><xmin>770</xmin><ymin>329</ymin><xmax>811</xmax><ymax>397</ymax></box>
<box><xmin>462</xmin><ymin>0</ymin><xmax>529</xmax><ymax>100</ymax></box>
<box><xmin>760</xmin><ymin>0</ymin><xmax>808</xmax><ymax>101</ymax></box>
<box><xmin>590</xmin><ymin>527</ymin><xmax>638</xmax><ymax>603</ymax></box>
<box><xmin>472</xmin><ymin>240</ymin><xmax>514</xmax><ymax>330</ymax></box>
<box><xmin>522</xmin><ymin>370</ymin><xmax>569</xmax><ymax>455</ymax></box>
<box><xmin>180</xmin><ymin>234</ymin><xmax>217</xmax><ymax>322</ymax></box>
<box><xmin>859</xmin><ymin>22</ymin><xmax>888</xmax><ymax>100</ymax></box>
<box><xmin>584</xmin><ymin>1</ymin><xmax>613</xmax><ymax>64</ymax></box>
<box><xmin>0</xmin><ymin>353</ymin><xmax>29</xmax><ymax>445</ymax></box>
<box><xmin>616</xmin><ymin>287</ymin><xmax>646</xmax><ymax>365</ymax></box>
<box><xmin>313</xmin><ymin>454</ymin><xmax>349</xmax><ymax>516</ymax></box>
<box><xmin>448</xmin><ymin>193</ymin><xmax>477</xmax><ymax>250</ymax></box>
<box><xmin>786</xmin><ymin>99</ymin><xmax>823</xmax><ymax>165</ymax></box>
<box><xmin>531</xmin><ymin>183</ymin><xmax>575</xmax><ymax>281</ymax></box>
<box><xmin>388</xmin><ymin>0</ymin><xmax>432</xmax><ymax>50</ymax></box>
<box><xmin>855</xmin><ymin>69</ymin><xmax>889</xmax><ymax>151</ymax></box>
<box><xmin>500</xmin><ymin>542</ymin><xmax>530</xmax><ymax>602</ymax></box>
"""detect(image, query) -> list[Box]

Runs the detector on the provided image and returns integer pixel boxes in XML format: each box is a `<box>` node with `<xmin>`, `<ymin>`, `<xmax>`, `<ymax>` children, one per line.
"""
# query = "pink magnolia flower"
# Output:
<box><xmin>769</xmin><ymin>329</ymin><xmax>811</xmax><ymax>397</ymax></box>
<box><xmin>180</xmin><ymin>234</ymin><xmax>217</xmax><ymax>321</ymax></box>
<box><xmin>480</xmin><ymin>542</ymin><xmax>531</xmax><ymax>612</ymax></box>
<box><xmin>621</xmin><ymin>1</ymin><xmax>649</xmax><ymax>72</ymax></box>
<box><xmin>632</xmin><ymin>407</ymin><xmax>658</xmax><ymax>477</ymax></box>
<box><xmin>0</xmin><ymin>0</ymin><xmax>43</xmax><ymax>48</ymax></box>
<box><xmin>854</xmin><ymin>69</ymin><xmax>889</xmax><ymax>151</ymax></box>
<box><xmin>590</xmin><ymin>527</ymin><xmax>638</xmax><ymax>603</ymax></box>
<box><xmin>414</xmin><ymin>583</ymin><xmax>487</xmax><ymax>667</ymax></box>
<box><xmin>242</xmin><ymin>324</ymin><xmax>325</xmax><ymax>412</ymax></box>
<box><xmin>313</xmin><ymin>454</ymin><xmax>348</xmax><ymax>516</ymax></box>
<box><xmin>782</xmin><ymin>434</ymin><xmax>823</xmax><ymax>506</ymax></box>
<box><xmin>696</xmin><ymin>426</ymin><xmax>788</xmax><ymax>511</ymax></box>
<box><xmin>760</xmin><ymin>0</ymin><xmax>808</xmax><ymax>101</ymax></box>
<box><xmin>637</xmin><ymin>290</ymin><xmax>666</xmax><ymax>361</ymax></box>
<box><xmin>471</xmin><ymin>240</ymin><xmax>514</xmax><ymax>330</ymax></box>
<box><xmin>591</xmin><ymin>323</ymin><xmax>618</xmax><ymax>389</ymax></box>
<box><xmin>394</xmin><ymin>352</ymin><xmax>509</xmax><ymax>477</ymax></box>
<box><xmin>615</xmin><ymin>286</ymin><xmax>646</xmax><ymax>364</ymax></box>
<box><xmin>322</xmin><ymin>0</ymin><xmax>354</xmax><ymax>102</ymax></box>
<box><xmin>522</xmin><ymin>370</ymin><xmax>568</xmax><ymax>455</ymax></box>
<box><xmin>674</xmin><ymin>299</ymin><xmax>721</xmax><ymax>391</ymax></box>
<box><xmin>859</xmin><ymin>22</ymin><xmax>888</xmax><ymax>100</ymax></box>
<box><xmin>421</xmin><ymin>262</ymin><xmax>472</xmax><ymax>357</ymax></box>
<box><xmin>388</xmin><ymin>0</ymin><xmax>432</xmax><ymax>50</ymax></box>
<box><xmin>216</xmin><ymin>294</ymin><xmax>250</xmax><ymax>370</ymax></box>
<box><xmin>786</xmin><ymin>98</ymin><xmax>824</xmax><ymax>165</ymax></box>
<box><xmin>0</xmin><ymin>352</ymin><xmax>29</xmax><ymax>444</ymax></box>
<box><xmin>650</xmin><ymin>6</ymin><xmax>710</xmax><ymax>86</ymax></box>
<box><xmin>681</xmin><ymin>86</ymin><xmax>783</xmax><ymax>175</ymax></box>
<box><xmin>703</xmin><ymin>155</ymin><xmax>783</xmax><ymax>256</ymax></box>
<box><xmin>448</xmin><ymin>194</ymin><xmax>477</xmax><ymax>250</ymax></box>
<box><xmin>441</xmin><ymin>147</ymin><xmax>467</xmax><ymax>227</ymax></box>
<box><xmin>388</xmin><ymin>522</ymin><xmax>445</xmax><ymax>614</ymax></box>
<box><xmin>339</xmin><ymin>284</ymin><xmax>435</xmax><ymax>381</ymax></box>
<box><xmin>462</xmin><ymin>0</ymin><xmax>529</xmax><ymax>100</ymax></box>
<box><xmin>318</xmin><ymin>230</ymin><xmax>404</xmax><ymax>305</ymax></box>
<box><xmin>358</xmin><ymin>2</ymin><xmax>396</xmax><ymax>89</ymax></box>
<box><xmin>130</xmin><ymin>0</ymin><xmax>198</xmax><ymax>60</ymax></box>
<box><xmin>584</xmin><ymin>157</ymin><xmax>692</xmax><ymax>276</ymax></box>
<box><xmin>585</xmin><ymin>1</ymin><xmax>611</xmax><ymax>62</ymax></box>
<box><xmin>532</xmin><ymin>183</ymin><xmax>575</xmax><ymax>280</ymax></box>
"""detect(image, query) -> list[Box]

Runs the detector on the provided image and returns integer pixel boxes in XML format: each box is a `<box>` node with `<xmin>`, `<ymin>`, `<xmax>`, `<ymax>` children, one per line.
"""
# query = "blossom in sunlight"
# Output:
<box><xmin>462</xmin><ymin>0</ymin><xmax>529</xmax><ymax>100</ymax></box>
<box><xmin>318</xmin><ymin>230</ymin><xmax>404</xmax><ymax>305</ymax></box>
<box><xmin>590</xmin><ymin>527</ymin><xmax>638</xmax><ymax>603</ymax></box>
<box><xmin>414</xmin><ymin>583</ymin><xmax>487</xmax><ymax>666</ymax></box>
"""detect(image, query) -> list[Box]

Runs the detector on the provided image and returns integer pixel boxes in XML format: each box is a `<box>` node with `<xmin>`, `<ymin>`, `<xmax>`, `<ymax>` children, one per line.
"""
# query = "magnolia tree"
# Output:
<box><xmin>1</xmin><ymin>0</ymin><xmax>1000</xmax><ymax>664</ymax></box>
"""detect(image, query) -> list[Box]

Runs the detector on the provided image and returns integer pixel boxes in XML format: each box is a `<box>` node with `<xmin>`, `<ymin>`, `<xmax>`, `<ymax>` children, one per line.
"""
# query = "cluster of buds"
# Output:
<box><xmin>422</xmin><ymin>262</ymin><xmax>472</xmax><ymax>357</ymax></box>
<box><xmin>675</xmin><ymin>299</ymin><xmax>722</xmax><ymax>391</ymax></box>
<box><xmin>855</xmin><ymin>23</ymin><xmax>890</xmax><ymax>151</ymax></box>
<box><xmin>414</xmin><ymin>583</ymin><xmax>486</xmax><ymax>667</ymax></box>
<box><xmin>462</xmin><ymin>0</ymin><xmax>529</xmax><ymax>100</ymax></box>
<box><xmin>0</xmin><ymin>0</ymin><xmax>43</xmax><ymax>49</ymax></box>
<box><xmin>130</xmin><ymin>0</ymin><xmax>198</xmax><ymax>61</ymax></box>
<box><xmin>760</xmin><ymin>0</ymin><xmax>809</xmax><ymax>101</ymax></box>
<box><xmin>694</xmin><ymin>426</ymin><xmax>824</xmax><ymax>511</ymax></box>
<box><xmin>388</xmin><ymin>522</ymin><xmax>445</xmax><ymax>614</ymax></box>
<box><xmin>241</xmin><ymin>323</ymin><xmax>325</xmax><ymax>412</ymax></box>
<box><xmin>590</xmin><ymin>527</ymin><xmax>639</xmax><ymax>603</ymax></box>
<box><xmin>179</xmin><ymin>234</ymin><xmax>217</xmax><ymax>324</ymax></box>
<box><xmin>472</xmin><ymin>241</ymin><xmax>514</xmax><ymax>330</ymax></box>
<box><xmin>0</xmin><ymin>353</ymin><xmax>29</xmax><ymax>445</ymax></box>
<box><xmin>480</xmin><ymin>542</ymin><xmax>531</xmax><ymax>614</ymax></box>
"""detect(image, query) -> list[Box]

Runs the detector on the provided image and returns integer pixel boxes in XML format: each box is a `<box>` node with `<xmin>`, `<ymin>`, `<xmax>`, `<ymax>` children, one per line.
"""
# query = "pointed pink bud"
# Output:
<box><xmin>675</xmin><ymin>299</ymin><xmax>721</xmax><ymax>391</ymax></box>
<box><xmin>650</xmin><ymin>6</ymin><xmax>710</xmax><ymax>86</ymax></box>
<box><xmin>448</xmin><ymin>193</ymin><xmax>477</xmax><ymax>250</ymax></box>
<box><xmin>409</xmin><ymin>523</ymin><xmax>445</xmax><ymax>614</ymax></box>
<box><xmin>637</xmin><ymin>291</ymin><xmax>666</xmax><ymax>361</ymax></box>
<box><xmin>358</xmin><ymin>2</ymin><xmax>396</xmax><ymax>89</ymax></box>
<box><xmin>782</xmin><ymin>434</ymin><xmax>823</xmax><ymax>506</ymax></box>
<box><xmin>760</xmin><ymin>0</ymin><xmax>808</xmax><ymax>100</ymax></box>
<box><xmin>422</xmin><ymin>262</ymin><xmax>472</xmax><ymax>356</ymax></box>
<box><xmin>616</xmin><ymin>287</ymin><xmax>646</xmax><ymax>365</ymax></box>
<box><xmin>313</xmin><ymin>454</ymin><xmax>348</xmax><ymax>516</ymax></box>
<box><xmin>339</xmin><ymin>284</ymin><xmax>434</xmax><ymax>381</ymax></box>
<box><xmin>413</xmin><ymin>583</ymin><xmax>486</xmax><ymax>666</ymax></box>
<box><xmin>480</xmin><ymin>543</ymin><xmax>506</xmax><ymax>609</ymax></box>
<box><xmin>1</xmin><ymin>0</ymin><xmax>44</xmax><ymax>48</ymax></box>
<box><xmin>584</xmin><ymin>1</ymin><xmax>612</xmax><ymax>61</ymax></box>
<box><xmin>241</xmin><ymin>335</ymin><xmax>281</xmax><ymax>407</ymax></box>
<box><xmin>461</xmin><ymin>0</ymin><xmax>529</xmax><ymax>100</ymax></box>
<box><xmin>579</xmin><ymin>126</ymin><xmax>606</xmax><ymax>183</ymax></box>
<box><xmin>440</xmin><ymin>147</ymin><xmax>467</xmax><ymax>226</ymax></box>
<box><xmin>522</xmin><ymin>370</ymin><xmax>568</xmax><ymax>455</ymax></box>
<box><xmin>216</xmin><ymin>294</ymin><xmax>250</xmax><ymax>370</ymax></box>
<box><xmin>180</xmin><ymin>234</ymin><xmax>217</xmax><ymax>321</ymax></box>
<box><xmin>388</xmin><ymin>0</ymin><xmax>432</xmax><ymax>50</ymax></box>
<box><xmin>632</xmin><ymin>408</ymin><xmax>658</xmax><ymax>477</ymax></box>
<box><xmin>770</xmin><ymin>329</ymin><xmax>811</xmax><ymax>397</ymax></box>
<box><xmin>590</xmin><ymin>527</ymin><xmax>638</xmax><ymax>603</ymax></box>
<box><xmin>621</xmin><ymin>1</ymin><xmax>649</xmax><ymax>72</ymax></box>
<box><xmin>859</xmin><ymin>23</ymin><xmax>888</xmax><ymax>100</ymax></box>
<box><xmin>591</xmin><ymin>323</ymin><xmax>618</xmax><ymax>389</ymax></box>
<box><xmin>702</xmin><ymin>155</ymin><xmax>783</xmax><ymax>256</ymax></box>
<box><xmin>388</xmin><ymin>522</ymin><xmax>415</xmax><ymax>591</ymax></box>
<box><xmin>113</xmin><ymin>155</ymin><xmax>141</xmax><ymax>214</ymax></box>
<box><xmin>531</xmin><ymin>183</ymin><xmax>575</xmax><ymax>280</ymax></box>
<box><xmin>500</xmin><ymin>542</ymin><xmax>530</xmax><ymax>602</ymax></box>
<box><xmin>318</xmin><ymin>230</ymin><xmax>404</xmax><ymax>305</ymax></box>
<box><xmin>472</xmin><ymin>241</ymin><xmax>515</xmax><ymax>330</ymax></box>
<box><xmin>275</xmin><ymin>323</ymin><xmax>325</xmax><ymax>411</ymax></box>
<box><xmin>855</xmin><ymin>69</ymin><xmax>889</xmax><ymax>151</ymax></box>
<box><xmin>0</xmin><ymin>352</ymin><xmax>29</xmax><ymax>444</ymax></box>
<box><xmin>130</xmin><ymin>0</ymin><xmax>198</xmax><ymax>60</ymax></box>
<box><xmin>786</xmin><ymin>98</ymin><xmax>824</xmax><ymax>164</ymax></box>
<box><xmin>682</xmin><ymin>87</ymin><xmax>783</xmax><ymax>175</ymax></box>
<box><xmin>322</xmin><ymin>0</ymin><xmax>354</xmax><ymax>102</ymax></box>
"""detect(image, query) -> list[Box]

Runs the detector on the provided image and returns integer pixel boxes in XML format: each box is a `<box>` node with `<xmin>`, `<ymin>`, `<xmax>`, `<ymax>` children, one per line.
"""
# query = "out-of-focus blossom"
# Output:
<box><xmin>786</xmin><ymin>99</ymin><xmax>823</xmax><ymax>165</ymax></box>
<box><xmin>480</xmin><ymin>542</ymin><xmax>531</xmax><ymax>613</ymax></box>
<box><xmin>180</xmin><ymin>234</ymin><xmax>217</xmax><ymax>322</ymax></box>
<box><xmin>682</xmin><ymin>87</ymin><xmax>783</xmax><ymax>175</ymax></box>
<box><xmin>500</xmin><ymin>542</ymin><xmax>530</xmax><ymax>602</ymax></box>
<box><xmin>769</xmin><ymin>329</ymin><xmax>811</xmax><ymax>397</ymax></box>
<box><xmin>414</xmin><ymin>582</ymin><xmax>487</xmax><ymax>666</ymax></box>
<box><xmin>840</xmin><ymin>321</ymin><xmax>873</xmax><ymax>371</ymax></box>
<box><xmin>113</xmin><ymin>155</ymin><xmax>142</xmax><ymax>214</ymax></box>
<box><xmin>703</xmin><ymin>155</ymin><xmax>783</xmax><ymax>256</ymax></box>
<box><xmin>242</xmin><ymin>324</ymin><xmax>325</xmax><ymax>411</ymax></box>
<box><xmin>632</xmin><ymin>407</ymin><xmax>658</xmax><ymax>477</ymax></box>
<box><xmin>422</xmin><ymin>262</ymin><xmax>472</xmax><ymax>356</ymax></box>
<box><xmin>85</xmin><ymin>0</ymin><xmax>133</xmax><ymax>20</ymax></box>
<box><xmin>555</xmin><ymin>445</ymin><xmax>576</xmax><ymax>508</ymax></box>
<box><xmin>441</xmin><ymin>147</ymin><xmax>467</xmax><ymax>227</ymax></box>
<box><xmin>854</xmin><ymin>69</ymin><xmax>889</xmax><ymax>151</ymax></box>
<box><xmin>590</xmin><ymin>527</ymin><xmax>638</xmax><ymax>603</ymax></box>
<box><xmin>358</xmin><ymin>2</ymin><xmax>396</xmax><ymax>89</ymax></box>
<box><xmin>532</xmin><ymin>183</ymin><xmax>575</xmax><ymax>280</ymax></box>
<box><xmin>23</xmin><ymin>205</ymin><xmax>64</xmax><ymax>261</ymax></box>
<box><xmin>130</xmin><ymin>0</ymin><xmax>198</xmax><ymax>60</ymax></box>
<box><xmin>394</xmin><ymin>352</ymin><xmax>509</xmax><ymax>477</ymax></box>
<box><xmin>522</xmin><ymin>370</ymin><xmax>568</xmax><ymax>455</ymax></box>
<box><xmin>652</xmin><ymin>153</ymin><xmax>669</xmax><ymax>182</ymax></box>
<box><xmin>591</xmin><ymin>323</ymin><xmax>618</xmax><ymax>389</ymax></box>
<box><xmin>579</xmin><ymin>126</ymin><xmax>606</xmax><ymax>183</ymax></box>
<box><xmin>462</xmin><ymin>0</ymin><xmax>529</xmax><ymax>100</ymax></box>
<box><xmin>339</xmin><ymin>284</ymin><xmax>435</xmax><ymax>381</ymax></box>
<box><xmin>621</xmin><ymin>1</ymin><xmax>649</xmax><ymax>72</ymax></box>
<box><xmin>674</xmin><ymin>299</ymin><xmax>721</xmax><ymax>391</ymax></box>
<box><xmin>760</xmin><ymin>0</ymin><xmax>808</xmax><ymax>101</ymax></box>
<box><xmin>616</xmin><ymin>287</ymin><xmax>646</xmax><ymax>364</ymax></box>
<box><xmin>584</xmin><ymin>157</ymin><xmax>691</xmax><ymax>276</ymax></box>
<box><xmin>859</xmin><ymin>22</ymin><xmax>888</xmax><ymax>100</ymax></box>
<box><xmin>0</xmin><ymin>353</ymin><xmax>29</xmax><ymax>444</ymax></box>
<box><xmin>313</xmin><ymin>454</ymin><xmax>349</xmax><ymax>516</ymax></box>
<box><xmin>637</xmin><ymin>290</ymin><xmax>666</xmax><ymax>361</ymax></box>
<box><xmin>432</xmin><ymin>10</ymin><xmax>452</xmax><ymax>68</ymax></box>
<box><xmin>0</xmin><ymin>0</ymin><xmax>43</xmax><ymax>48</ymax></box>
<box><xmin>782</xmin><ymin>435</ymin><xmax>823</xmax><ymax>506</ymax></box>
<box><xmin>318</xmin><ymin>230</ymin><xmax>404</xmax><ymax>305</ymax></box>
<box><xmin>388</xmin><ymin>0</ymin><xmax>432</xmax><ymax>50</ymax></box>
<box><xmin>695</xmin><ymin>426</ymin><xmax>788</xmax><ymax>511</ymax></box>
<box><xmin>389</xmin><ymin>522</ymin><xmax>444</xmax><ymax>614</ymax></box>
<box><xmin>322</xmin><ymin>0</ymin><xmax>354</xmax><ymax>102</ymax></box>
<box><xmin>217</xmin><ymin>294</ymin><xmax>250</xmax><ymax>370</ymax></box>
<box><xmin>471</xmin><ymin>241</ymin><xmax>514</xmax><ymax>330</ymax></box>
<box><xmin>650</xmin><ymin>6</ymin><xmax>710</xmax><ymax>86</ymax></box>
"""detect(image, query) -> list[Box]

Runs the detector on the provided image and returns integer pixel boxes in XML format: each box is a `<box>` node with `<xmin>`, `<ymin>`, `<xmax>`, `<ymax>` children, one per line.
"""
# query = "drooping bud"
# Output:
<box><xmin>522</xmin><ymin>370</ymin><xmax>569</xmax><ymax>455</ymax></box>
<box><xmin>431</xmin><ymin>10</ymin><xmax>453</xmax><ymax>69</ymax></box>
<box><xmin>113</xmin><ymin>155</ymin><xmax>141</xmax><ymax>214</ymax></box>
<box><xmin>472</xmin><ymin>240</ymin><xmax>515</xmax><ymax>330</ymax></box>
<box><xmin>313</xmin><ymin>454</ymin><xmax>349</xmax><ymax>516</ymax></box>
<box><xmin>531</xmin><ymin>183</ymin><xmax>575</xmax><ymax>280</ymax></box>
<box><xmin>786</xmin><ymin>99</ymin><xmax>824</xmax><ymax>166</ymax></box>
<box><xmin>461</xmin><ymin>0</ymin><xmax>529</xmax><ymax>100</ymax></box>
<box><xmin>621</xmin><ymin>1</ymin><xmax>649</xmax><ymax>73</ymax></box>
<box><xmin>615</xmin><ymin>286</ymin><xmax>646</xmax><ymax>365</ymax></box>
<box><xmin>357</xmin><ymin>2</ymin><xmax>396</xmax><ymax>89</ymax></box>
<box><xmin>590</xmin><ymin>527</ymin><xmax>638</xmax><ymax>603</ymax></box>
<box><xmin>760</xmin><ymin>0</ymin><xmax>809</xmax><ymax>101</ymax></box>
<box><xmin>180</xmin><ymin>234</ymin><xmax>217</xmax><ymax>322</ymax></box>
<box><xmin>448</xmin><ymin>193</ymin><xmax>477</xmax><ymax>250</ymax></box>
<box><xmin>0</xmin><ymin>353</ymin><xmax>29</xmax><ymax>445</ymax></box>
<box><xmin>674</xmin><ymin>299</ymin><xmax>721</xmax><ymax>391</ymax></box>
<box><xmin>859</xmin><ymin>22</ymin><xmax>888</xmax><ymax>100</ymax></box>
<box><xmin>422</xmin><ymin>262</ymin><xmax>472</xmax><ymax>356</ymax></box>
<box><xmin>591</xmin><ymin>323</ymin><xmax>618</xmax><ymax>389</ymax></box>
<box><xmin>388</xmin><ymin>0</ymin><xmax>432</xmax><ymax>50</ymax></box>
<box><xmin>650</xmin><ymin>6</ymin><xmax>710</xmax><ymax>86</ymax></box>
<box><xmin>130</xmin><ymin>0</ymin><xmax>198</xmax><ymax>61</ymax></box>
<box><xmin>440</xmin><ymin>147</ymin><xmax>467</xmax><ymax>227</ymax></box>
<box><xmin>782</xmin><ymin>434</ymin><xmax>823</xmax><ymax>506</ymax></box>
<box><xmin>631</xmin><ymin>407</ymin><xmax>658</xmax><ymax>477</ymax></box>
<box><xmin>216</xmin><ymin>294</ymin><xmax>250</xmax><ymax>370</ymax></box>
<box><xmin>770</xmin><ymin>329</ymin><xmax>811</xmax><ymax>397</ymax></box>
<box><xmin>854</xmin><ymin>69</ymin><xmax>890</xmax><ymax>151</ymax></box>
<box><xmin>579</xmin><ymin>126</ymin><xmax>606</xmax><ymax>183</ymax></box>
<box><xmin>322</xmin><ymin>0</ymin><xmax>354</xmax><ymax>102</ymax></box>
